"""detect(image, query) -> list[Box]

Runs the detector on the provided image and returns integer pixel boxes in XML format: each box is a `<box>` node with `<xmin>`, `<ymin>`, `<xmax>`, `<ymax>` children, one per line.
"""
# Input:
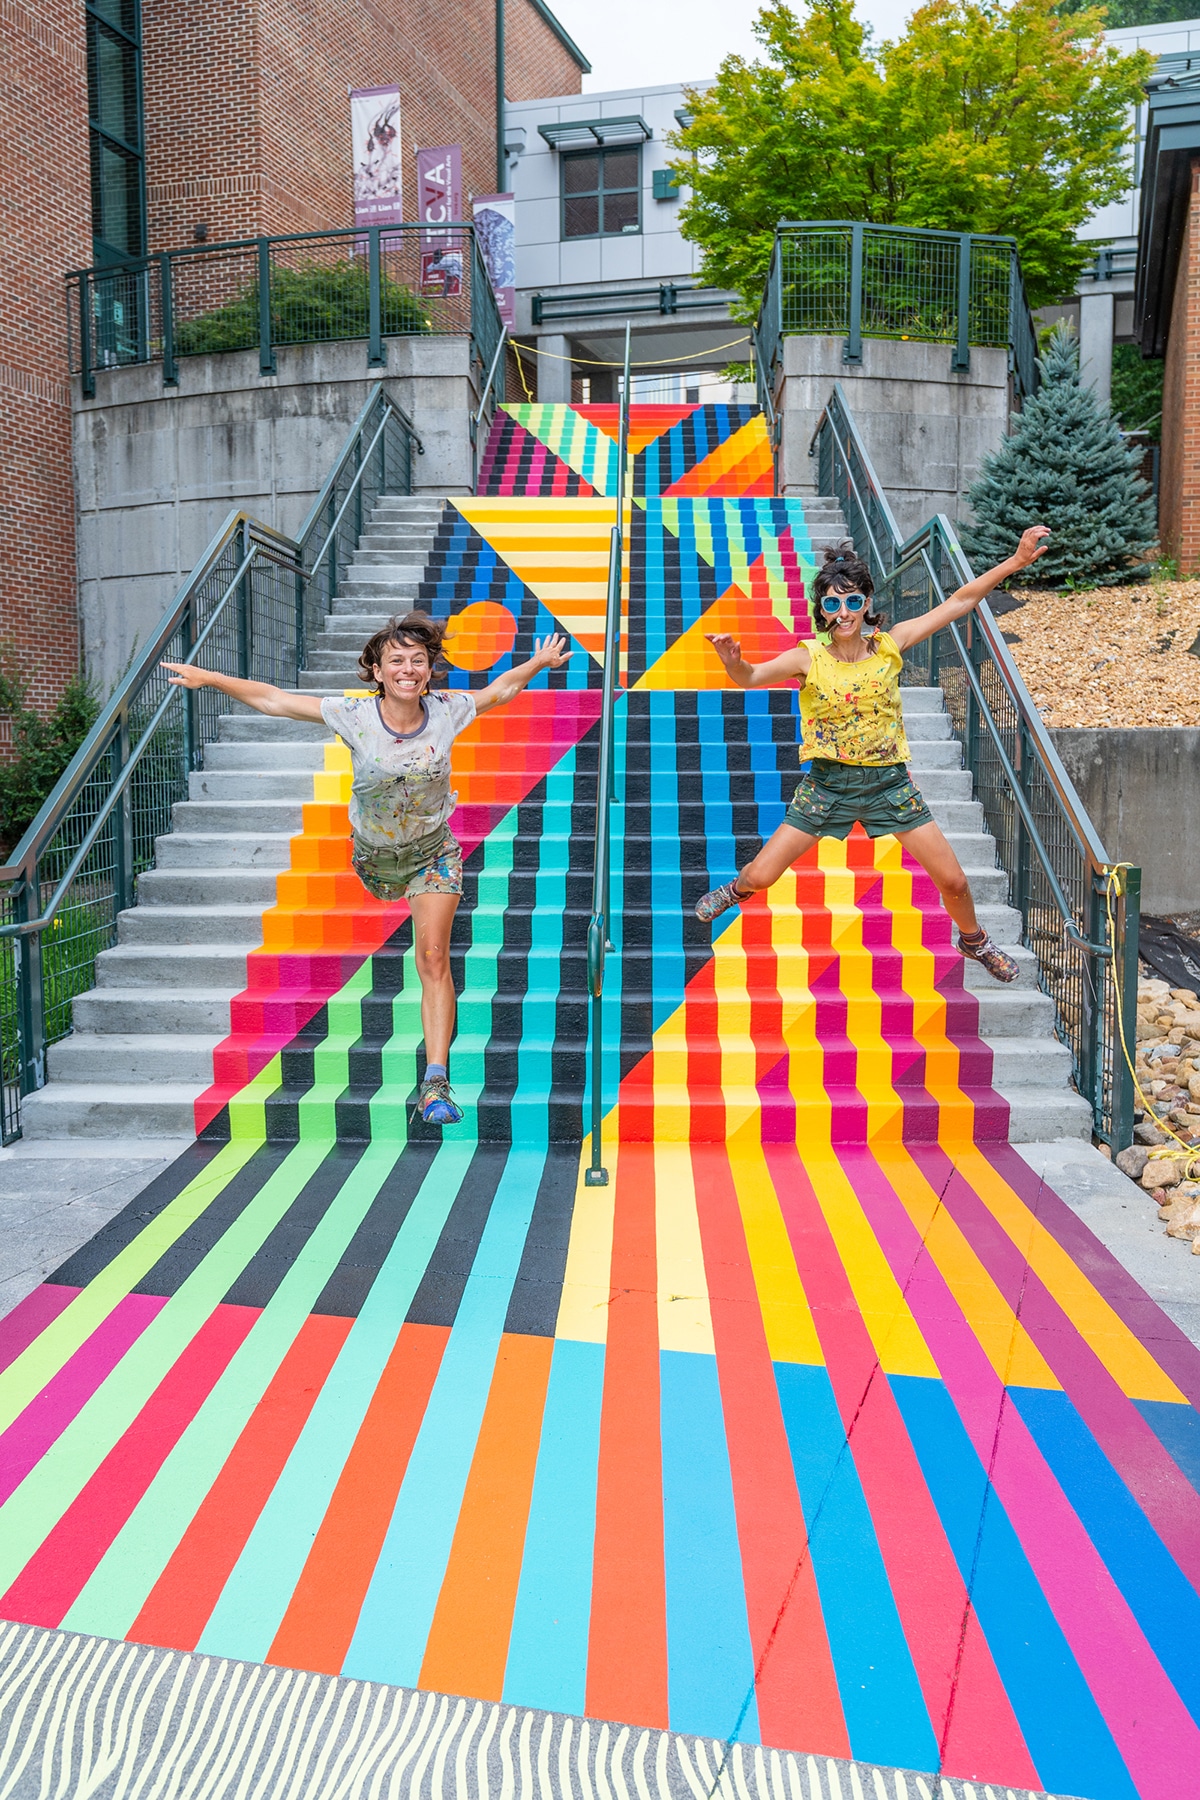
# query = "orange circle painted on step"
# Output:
<box><xmin>443</xmin><ymin>601</ymin><xmax>518</xmax><ymax>671</ymax></box>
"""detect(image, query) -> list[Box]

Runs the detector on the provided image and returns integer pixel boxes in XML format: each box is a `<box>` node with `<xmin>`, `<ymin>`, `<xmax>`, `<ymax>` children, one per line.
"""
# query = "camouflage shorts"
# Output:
<box><xmin>351</xmin><ymin>828</ymin><xmax>463</xmax><ymax>900</ymax></box>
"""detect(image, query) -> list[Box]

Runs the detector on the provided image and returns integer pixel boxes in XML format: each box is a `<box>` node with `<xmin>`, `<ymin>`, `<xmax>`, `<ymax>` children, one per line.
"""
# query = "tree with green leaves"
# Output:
<box><xmin>0</xmin><ymin>668</ymin><xmax>98</xmax><ymax>855</ymax></box>
<box><xmin>672</xmin><ymin>0</ymin><xmax>1152</xmax><ymax>311</ymax></box>
<box><xmin>961</xmin><ymin>323</ymin><xmax>1156</xmax><ymax>585</ymax></box>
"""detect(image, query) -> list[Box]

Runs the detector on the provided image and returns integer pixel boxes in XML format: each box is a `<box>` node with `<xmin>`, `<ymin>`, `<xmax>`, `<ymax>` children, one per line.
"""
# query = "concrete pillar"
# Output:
<box><xmin>536</xmin><ymin>334</ymin><xmax>573</xmax><ymax>402</ymax></box>
<box><xmin>1079</xmin><ymin>290</ymin><xmax>1115</xmax><ymax>410</ymax></box>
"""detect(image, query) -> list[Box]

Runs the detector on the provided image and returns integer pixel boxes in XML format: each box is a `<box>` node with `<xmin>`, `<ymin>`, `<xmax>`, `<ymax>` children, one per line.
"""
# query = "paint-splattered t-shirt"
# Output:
<box><xmin>797</xmin><ymin>632</ymin><xmax>910</xmax><ymax>766</ymax></box>
<box><xmin>320</xmin><ymin>691</ymin><xmax>477</xmax><ymax>847</ymax></box>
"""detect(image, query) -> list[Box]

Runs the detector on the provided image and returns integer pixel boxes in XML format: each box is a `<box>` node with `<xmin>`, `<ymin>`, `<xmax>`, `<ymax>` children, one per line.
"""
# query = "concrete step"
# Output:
<box><xmin>298</xmin><ymin>650</ymin><xmax>370</xmax><ymax>675</ymax></box>
<box><xmin>137</xmin><ymin>866</ymin><xmax>281</xmax><ymax>905</ymax></box>
<box><xmin>905</xmin><ymin>768</ymin><xmax>972</xmax><ymax>801</ymax></box>
<box><xmin>170</xmin><ymin>800</ymin><xmax>306</xmax><ymax>834</ymax></box>
<box><xmin>47</xmin><ymin>1032</ymin><xmax>221</xmax><ymax>1083</ymax></box>
<box><xmin>997</xmin><ymin>1086</ymin><xmax>1093</xmax><ymax>1142</ymax></box>
<box><xmin>352</xmin><ymin>550</ymin><xmax>437</xmax><ymax>568</ymax></box>
<box><xmin>154</xmin><ymin>831</ymin><xmax>295</xmax><ymax>869</ymax></box>
<box><xmin>925</xmin><ymin>798</ymin><xmax>985</xmax><ymax>834</ymax></box>
<box><xmin>331</xmin><ymin>595</ymin><xmax>418</xmax><ymax>615</ymax></box>
<box><xmin>962</xmin><ymin>940</ymin><xmax>1040</xmax><ymax>991</ymax></box>
<box><xmin>341</xmin><ymin>571</ymin><xmax>428</xmax><ymax>591</ymax></box>
<box><xmin>975</xmin><ymin>985</ymin><xmax>1058</xmax><ymax>1036</ymax></box>
<box><xmin>73</xmin><ymin>986</ymin><xmax>236</xmax><ymax>1033</ymax></box>
<box><xmin>311</xmin><ymin>613</ymin><xmax>394</xmax><ymax>638</ymax></box>
<box><xmin>95</xmin><ymin>944</ymin><xmax>249</xmax><ymax>988</ymax></box>
<box><xmin>217</xmin><ymin>715</ymin><xmax>332</xmax><ymax>742</ymax></box>
<box><xmin>19</xmin><ymin>1082</ymin><xmax>205</xmax><ymax>1139</ymax></box>
<box><xmin>898</xmin><ymin>688</ymin><xmax>945</xmax><ymax>713</ymax></box>
<box><xmin>203</xmin><ymin>741</ymin><xmax>327</xmax><ymax>771</ymax></box>
<box><xmin>987</xmin><ymin>1035</ymin><xmax>1075</xmax><ymax>1089</ymax></box>
<box><xmin>906</xmin><ymin>741</ymin><xmax>961</xmax><ymax>769</ymax></box>
<box><xmin>188</xmin><ymin>770</ymin><xmax>315</xmax><ymax>802</ymax></box>
<box><xmin>118</xmin><ymin>903</ymin><xmax>268</xmax><ymax>947</ymax></box>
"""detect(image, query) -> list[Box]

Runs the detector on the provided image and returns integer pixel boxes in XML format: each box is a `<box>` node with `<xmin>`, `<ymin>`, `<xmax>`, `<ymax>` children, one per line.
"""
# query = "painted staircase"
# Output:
<box><xmin>2</xmin><ymin>405</ymin><xmax>1198</xmax><ymax>1800</ymax></box>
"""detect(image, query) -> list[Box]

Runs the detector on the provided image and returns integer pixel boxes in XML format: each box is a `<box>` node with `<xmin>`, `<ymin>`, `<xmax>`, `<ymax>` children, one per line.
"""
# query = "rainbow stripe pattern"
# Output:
<box><xmin>1</xmin><ymin>405</ymin><xmax>1198</xmax><ymax>1800</ymax></box>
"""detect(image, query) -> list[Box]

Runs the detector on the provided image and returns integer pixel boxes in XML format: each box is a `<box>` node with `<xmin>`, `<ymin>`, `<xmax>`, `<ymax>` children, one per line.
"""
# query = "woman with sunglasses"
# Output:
<box><xmin>694</xmin><ymin>528</ymin><xmax>1050</xmax><ymax>982</ymax></box>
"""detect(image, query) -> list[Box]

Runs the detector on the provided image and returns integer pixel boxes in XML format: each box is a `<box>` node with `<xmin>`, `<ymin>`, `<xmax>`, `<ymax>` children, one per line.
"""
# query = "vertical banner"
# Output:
<box><xmin>351</xmin><ymin>86</ymin><xmax>404</xmax><ymax>228</ymax></box>
<box><xmin>416</xmin><ymin>145</ymin><xmax>463</xmax><ymax>294</ymax></box>
<box><xmin>472</xmin><ymin>193</ymin><xmax>515</xmax><ymax>328</ymax></box>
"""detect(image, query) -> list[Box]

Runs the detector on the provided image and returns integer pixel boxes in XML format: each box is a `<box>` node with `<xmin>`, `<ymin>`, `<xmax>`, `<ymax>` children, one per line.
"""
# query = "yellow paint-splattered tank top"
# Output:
<box><xmin>798</xmin><ymin>632</ymin><xmax>910</xmax><ymax>765</ymax></box>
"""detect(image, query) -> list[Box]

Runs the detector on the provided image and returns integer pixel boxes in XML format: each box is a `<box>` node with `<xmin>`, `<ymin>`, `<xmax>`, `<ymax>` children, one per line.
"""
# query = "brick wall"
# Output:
<box><xmin>1160</xmin><ymin>160</ymin><xmax>1200</xmax><ymax>575</ymax></box>
<box><xmin>143</xmin><ymin>0</ymin><xmax>585</xmax><ymax>251</ymax></box>
<box><xmin>0</xmin><ymin>0</ymin><xmax>90</xmax><ymax>711</ymax></box>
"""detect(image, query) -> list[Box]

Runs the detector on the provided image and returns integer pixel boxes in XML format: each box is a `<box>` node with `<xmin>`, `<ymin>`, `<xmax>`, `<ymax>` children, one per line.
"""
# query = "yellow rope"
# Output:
<box><xmin>1105</xmin><ymin>864</ymin><xmax>1199</xmax><ymax>1180</ymax></box>
<box><xmin>508</xmin><ymin>334</ymin><xmax>752</xmax><ymax>370</ymax></box>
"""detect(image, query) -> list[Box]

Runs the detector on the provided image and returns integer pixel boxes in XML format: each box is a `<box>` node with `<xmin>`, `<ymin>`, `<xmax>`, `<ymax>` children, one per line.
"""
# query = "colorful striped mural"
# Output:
<box><xmin>1</xmin><ymin>403</ymin><xmax>1197</xmax><ymax>1800</ymax></box>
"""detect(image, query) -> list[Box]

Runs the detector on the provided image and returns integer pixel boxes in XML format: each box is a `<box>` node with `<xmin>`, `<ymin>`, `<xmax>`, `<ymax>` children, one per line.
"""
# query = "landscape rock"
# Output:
<box><xmin>1143</xmin><ymin>1159</ymin><xmax>1181</xmax><ymax>1189</ymax></box>
<box><xmin>1134</xmin><ymin>1122</ymin><xmax>1168</xmax><ymax>1145</ymax></box>
<box><xmin>1116</xmin><ymin>1145</ymin><xmax>1151</xmax><ymax>1179</ymax></box>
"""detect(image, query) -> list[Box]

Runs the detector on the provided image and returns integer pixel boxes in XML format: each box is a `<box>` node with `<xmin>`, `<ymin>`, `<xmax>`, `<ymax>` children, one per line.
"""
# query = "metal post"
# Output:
<box><xmin>844</xmin><ymin>223</ymin><xmax>863</xmax><ymax>365</ymax></box>
<box><xmin>258</xmin><ymin>238</ymin><xmax>276</xmax><ymax>376</ymax></box>
<box><xmin>953</xmin><ymin>233</ymin><xmax>972</xmax><ymax>373</ymax></box>
<box><xmin>238</xmin><ymin>520</ymin><xmax>253</xmax><ymax>678</ymax></box>
<box><xmin>161</xmin><ymin>252</ymin><xmax>178</xmax><ymax>387</ymax></box>
<box><xmin>495</xmin><ymin>0</ymin><xmax>506</xmax><ymax>193</ymax></box>
<box><xmin>114</xmin><ymin>711</ymin><xmax>135</xmax><ymax>916</ymax></box>
<box><xmin>1113</xmin><ymin>863</ymin><xmax>1141</xmax><ymax>1149</ymax></box>
<box><xmin>14</xmin><ymin>885</ymin><xmax>47</xmax><ymax>1098</ymax></box>
<box><xmin>1014</xmin><ymin>715</ymin><xmax>1031</xmax><ymax>930</ymax></box>
<box><xmin>80</xmin><ymin>274</ymin><xmax>95</xmax><ymax>400</ymax></box>
<box><xmin>182</xmin><ymin>598</ymin><xmax>200</xmax><ymax>771</ymax></box>
<box><xmin>367</xmin><ymin>227</ymin><xmax>386</xmax><ymax>367</ymax></box>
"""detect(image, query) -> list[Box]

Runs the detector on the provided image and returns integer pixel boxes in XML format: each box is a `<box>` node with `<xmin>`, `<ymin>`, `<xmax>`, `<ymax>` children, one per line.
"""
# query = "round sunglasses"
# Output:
<box><xmin>819</xmin><ymin>591</ymin><xmax>868</xmax><ymax>615</ymax></box>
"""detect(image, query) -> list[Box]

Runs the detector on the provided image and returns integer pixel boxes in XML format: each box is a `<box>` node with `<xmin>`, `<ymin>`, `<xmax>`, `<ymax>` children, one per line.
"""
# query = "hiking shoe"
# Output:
<box><xmin>695</xmin><ymin>880</ymin><xmax>750</xmax><ymax>923</ymax></box>
<box><xmin>418</xmin><ymin>1075</ymin><xmax>464</xmax><ymax>1125</ymax></box>
<box><xmin>957</xmin><ymin>928</ymin><xmax>1019</xmax><ymax>984</ymax></box>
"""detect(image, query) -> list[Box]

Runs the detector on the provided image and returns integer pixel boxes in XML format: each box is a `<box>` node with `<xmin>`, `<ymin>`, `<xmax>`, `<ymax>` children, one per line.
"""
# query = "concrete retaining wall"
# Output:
<box><xmin>774</xmin><ymin>336</ymin><xmax>1012</xmax><ymax>541</ymax></box>
<box><xmin>71</xmin><ymin>336</ymin><xmax>481</xmax><ymax>695</ymax></box>
<box><xmin>1050</xmin><ymin>728</ymin><xmax>1200</xmax><ymax>914</ymax></box>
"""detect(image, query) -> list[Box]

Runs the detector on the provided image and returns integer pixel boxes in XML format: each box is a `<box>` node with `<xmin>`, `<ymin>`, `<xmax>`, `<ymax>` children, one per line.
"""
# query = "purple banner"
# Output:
<box><xmin>416</xmin><ymin>145</ymin><xmax>463</xmax><ymax>294</ymax></box>
<box><xmin>351</xmin><ymin>86</ymin><xmax>403</xmax><ymax>228</ymax></box>
<box><xmin>472</xmin><ymin>193</ymin><xmax>515</xmax><ymax>330</ymax></box>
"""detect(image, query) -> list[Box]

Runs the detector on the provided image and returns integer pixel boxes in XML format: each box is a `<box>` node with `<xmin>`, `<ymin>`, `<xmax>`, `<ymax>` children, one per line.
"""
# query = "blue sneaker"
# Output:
<box><xmin>418</xmin><ymin>1075</ymin><xmax>464</xmax><ymax>1125</ymax></box>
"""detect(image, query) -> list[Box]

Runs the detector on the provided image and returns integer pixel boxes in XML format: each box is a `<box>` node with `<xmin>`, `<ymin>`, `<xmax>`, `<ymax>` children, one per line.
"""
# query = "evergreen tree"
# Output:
<box><xmin>960</xmin><ymin>322</ymin><xmax>1156</xmax><ymax>587</ymax></box>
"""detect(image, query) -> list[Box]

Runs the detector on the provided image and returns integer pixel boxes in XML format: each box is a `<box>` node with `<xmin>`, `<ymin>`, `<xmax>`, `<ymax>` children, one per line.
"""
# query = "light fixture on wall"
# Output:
<box><xmin>193</xmin><ymin>222</ymin><xmax>209</xmax><ymax>242</ymax></box>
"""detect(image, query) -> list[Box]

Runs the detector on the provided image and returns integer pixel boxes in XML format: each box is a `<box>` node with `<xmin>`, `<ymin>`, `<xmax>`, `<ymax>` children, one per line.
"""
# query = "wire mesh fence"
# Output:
<box><xmin>67</xmin><ymin>224</ymin><xmax>503</xmax><ymax>397</ymax></box>
<box><xmin>813</xmin><ymin>388</ymin><xmax>1139</xmax><ymax>1147</ymax></box>
<box><xmin>0</xmin><ymin>385</ymin><xmax>420</xmax><ymax>1140</ymax></box>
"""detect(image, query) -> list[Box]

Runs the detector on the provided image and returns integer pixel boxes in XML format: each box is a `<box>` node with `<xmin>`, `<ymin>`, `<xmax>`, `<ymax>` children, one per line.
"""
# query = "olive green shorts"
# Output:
<box><xmin>351</xmin><ymin>827</ymin><xmax>464</xmax><ymax>900</ymax></box>
<box><xmin>784</xmin><ymin>760</ymin><xmax>935</xmax><ymax>840</ymax></box>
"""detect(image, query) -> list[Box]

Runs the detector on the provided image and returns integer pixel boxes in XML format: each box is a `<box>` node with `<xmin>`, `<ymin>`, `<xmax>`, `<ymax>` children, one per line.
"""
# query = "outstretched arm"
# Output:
<box><xmin>705</xmin><ymin>633</ymin><xmax>811</xmax><ymax>689</ymax></box>
<box><xmin>889</xmin><ymin>527</ymin><xmax>1049</xmax><ymax>653</ymax></box>
<box><xmin>474</xmin><ymin>634</ymin><xmax>572</xmax><ymax>717</ymax></box>
<box><xmin>160</xmin><ymin>663</ymin><xmax>326</xmax><ymax>722</ymax></box>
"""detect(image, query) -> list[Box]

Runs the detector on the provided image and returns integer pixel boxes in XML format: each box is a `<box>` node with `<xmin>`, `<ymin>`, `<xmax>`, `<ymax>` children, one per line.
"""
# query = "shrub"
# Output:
<box><xmin>0</xmin><ymin>668</ymin><xmax>100</xmax><ymax>856</ymax></box>
<box><xmin>1111</xmin><ymin>343</ymin><xmax>1163</xmax><ymax>442</ymax></box>
<box><xmin>175</xmin><ymin>258</ymin><xmax>430</xmax><ymax>356</ymax></box>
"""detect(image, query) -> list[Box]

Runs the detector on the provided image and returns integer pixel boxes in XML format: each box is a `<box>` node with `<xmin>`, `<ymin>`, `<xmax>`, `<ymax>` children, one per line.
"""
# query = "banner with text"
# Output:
<box><xmin>472</xmin><ymin>192</ymin><xmax>515</xmax><ymax>329</ymax></box>
<box><xmin>351</xmin><ymin>86</ymin><xmax>403</xmax><ymax>228</ymax></box>
<box><xmin>416</xmin><ymin>145</ymin><xmax>463</xmax><ymax>294</ymax></box>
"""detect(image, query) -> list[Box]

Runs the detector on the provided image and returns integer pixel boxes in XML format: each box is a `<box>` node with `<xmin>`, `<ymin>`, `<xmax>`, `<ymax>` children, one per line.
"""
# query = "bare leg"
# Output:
<box><xmin>409</xmin><ymin>891</ymin><xmax>461</xmax><ymax>1067</ymax></box>
<box><xmin>735</xmin><ymin>821</ymin><xmax>821</xmax><ymax>893</ymax></box>
<box><xmin>892</xmin><ymin>819</ymin><xmax>979</xmax><ymax>934</ymax></box>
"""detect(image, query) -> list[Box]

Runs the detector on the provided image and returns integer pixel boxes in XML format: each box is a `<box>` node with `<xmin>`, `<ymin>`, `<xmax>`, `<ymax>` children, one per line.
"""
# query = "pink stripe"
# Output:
<box><xmin>0</xmin><ymin>1293</ymin><xmax>167</xmax><ymax>1504</ymax></box>
<box><xmin>851</xmin><ymin>1148</ymin><xmax>1200</xmax><ymax>1796</ymax></box>
<box><xmin>0</xmin><ymin>1285</ymin><xmax>79</xmax><ymax>1376</ymax></box>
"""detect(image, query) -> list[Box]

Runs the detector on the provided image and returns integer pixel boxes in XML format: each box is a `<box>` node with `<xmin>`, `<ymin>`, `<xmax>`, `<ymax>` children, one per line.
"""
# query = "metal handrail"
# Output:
<box><xmin>584</xmin><ymin>322</ymin><xmax>632</xmax><ymax>1187</ymax></box>
<box><xmin>470</xmin><ymin>324</ymin><xmax>509</xmax><ymax>479</ymax></box>
<box><xmin>0</xmin><ymin>386</ymin><xmax>420</xmax><ymax>1137</ymax></box>
<box><xmin>67</xmin><ymin>221</ymin><xmax>504</xmax><ymax>401</ymax></box>
<box><xmin>810</xmin><ymin>387</ymin><xmax>1140</xmax><ymax>1147</ymax></box>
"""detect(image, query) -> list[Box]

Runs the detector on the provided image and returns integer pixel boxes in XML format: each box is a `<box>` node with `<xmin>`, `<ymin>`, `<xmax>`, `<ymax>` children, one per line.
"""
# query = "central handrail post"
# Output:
<box><xmin>584</xmin><ymin>321</ymin><xmax>631</xmax><ymax>1186</ymax></box>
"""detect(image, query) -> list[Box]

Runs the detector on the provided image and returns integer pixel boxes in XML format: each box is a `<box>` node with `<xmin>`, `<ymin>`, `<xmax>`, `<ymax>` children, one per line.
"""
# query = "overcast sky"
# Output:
<box><xmin>547</xmin><ymin>0</ymin><xmax>917</xmax><ymax>93</ymax></box>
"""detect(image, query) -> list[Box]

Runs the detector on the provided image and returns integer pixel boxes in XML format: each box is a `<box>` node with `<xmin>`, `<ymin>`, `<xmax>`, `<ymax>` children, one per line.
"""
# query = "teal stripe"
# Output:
<box><xmin>196</xmin><ymin>1139</ymin><xmax>477</xmax><ymax>1662</ymax></box>
<box><xmin>64</xmin><ymin>1140</ymin><xmax>406</xmax><ymax>1638</ymax></box>
<box><xmin>343</xmin><ymin>1146</ymin><xmax>549</xmax><ymax>1685</ymax></box>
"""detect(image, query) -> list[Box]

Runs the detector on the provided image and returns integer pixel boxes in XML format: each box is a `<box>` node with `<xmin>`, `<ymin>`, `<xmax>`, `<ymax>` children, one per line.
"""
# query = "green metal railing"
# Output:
<box><xmin>585</xmin><ymin>323</ymin><xmax>632</xmax><ymax>1186</ymax></box>
<box><xmin>755</xmin><ymin>221</ymin><xmax>1039</xmax><ymax>423</ymax></box>
<box><xmin>813</xmin><ymin>383</ymin><xmax>1140</xmax><ymax>1148</ymax></box>
<box><xmin>66</xmin><ymin>223</ymin><xmax>505</xmax><ymax>404</ymax></box>
<box><xmin>0</xmin><ymin>384</ymin><xmax>421</xmax><ymax>1141</ymax></box>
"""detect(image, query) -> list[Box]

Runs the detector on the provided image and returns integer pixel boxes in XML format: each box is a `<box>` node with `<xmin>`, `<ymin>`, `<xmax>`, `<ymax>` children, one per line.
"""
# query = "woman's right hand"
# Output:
<box><xmin>160</xmin><ymin>661</ymin><xmax>208</xmax><ymax>688</ymax></box>
<box><xmin>705</xmin><ymin>633</ymin><xmax>742</xmax><ymax>670</ymax></box>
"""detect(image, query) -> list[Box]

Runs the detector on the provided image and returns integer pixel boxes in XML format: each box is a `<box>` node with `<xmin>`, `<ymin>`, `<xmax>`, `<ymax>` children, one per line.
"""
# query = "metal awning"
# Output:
<box><xmin>537</xmin><ymin>117</ymin><xmax>652</xmax><ymax>152</ymax></box>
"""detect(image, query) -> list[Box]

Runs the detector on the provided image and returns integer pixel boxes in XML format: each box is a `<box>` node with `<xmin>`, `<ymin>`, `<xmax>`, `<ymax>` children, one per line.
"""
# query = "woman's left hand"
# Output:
<box><xmin>1013</xmin><ymin>526</ymin><xmax>1050</xmax><ymax>568</ymax></box>
<box><xmin>533</xmin><ymin>634</ymin><xmax>573</xmax><ymax>670</ymax></box>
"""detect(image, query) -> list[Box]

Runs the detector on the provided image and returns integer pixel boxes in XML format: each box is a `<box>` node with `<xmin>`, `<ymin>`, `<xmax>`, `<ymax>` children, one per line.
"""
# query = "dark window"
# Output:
<box><xmin>87</xmin><ymin>0</ymin><xmax>145</xmax><ymax>263</ymax></box>
<box><xmin>561</xmin><ymin>148</ymin><xmax>641</xmax><ymax>240</ymax></box>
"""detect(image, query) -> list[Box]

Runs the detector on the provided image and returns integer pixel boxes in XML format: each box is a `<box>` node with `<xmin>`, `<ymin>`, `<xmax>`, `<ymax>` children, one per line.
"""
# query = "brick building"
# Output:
<box><xmin>1</xmin><ymin>0</ymin><xmax>588</xmax><ymax>715</ymax></box>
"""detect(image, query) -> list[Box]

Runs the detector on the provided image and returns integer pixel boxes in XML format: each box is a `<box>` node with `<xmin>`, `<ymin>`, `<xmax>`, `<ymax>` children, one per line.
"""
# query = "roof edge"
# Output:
<box><xmin>525</xmin><ymin>0</ymin><xmax>591</xmax><ymax>73</ymax></box>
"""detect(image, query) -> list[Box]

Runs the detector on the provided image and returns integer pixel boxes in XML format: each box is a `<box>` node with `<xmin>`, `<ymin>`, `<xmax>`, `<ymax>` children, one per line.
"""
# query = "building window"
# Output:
<box><xmin>561</xmin><ymin>148</ymin><xmax>641</xmax><ymax>240</ymax></box>
<box><xmin>87</xmin><ymin>0</ymin><xmax>145</xmax><ymax>263</ymax></box>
